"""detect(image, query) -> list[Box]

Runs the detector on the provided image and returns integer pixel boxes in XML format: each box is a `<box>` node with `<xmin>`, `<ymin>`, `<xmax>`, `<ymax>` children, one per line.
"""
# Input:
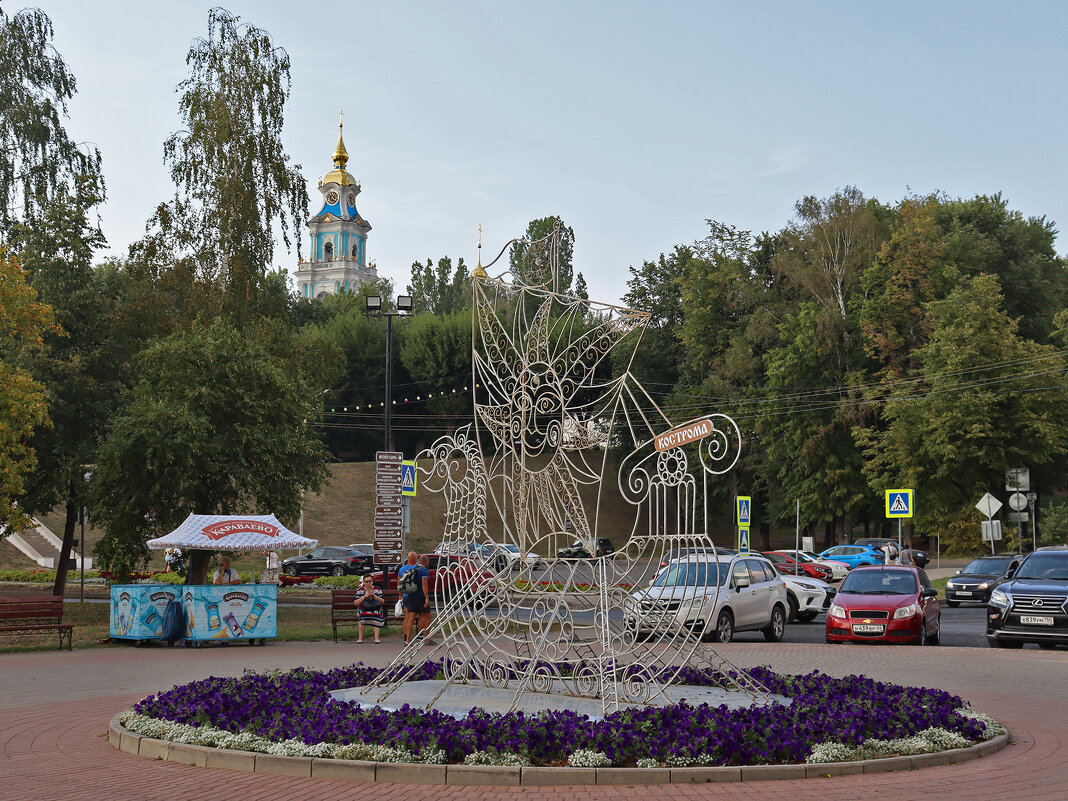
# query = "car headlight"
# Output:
<box><xmin>829</xmin><ymin>604</ymin><xmax>846</xmax><ymax>618</ymax></box>
<box><xmin>945</xmin><ymin>580</ymin><xmax>956</xmax><ymax>589</ymax></box>
<box><xmin>893</xmin><ymin>603</ymin><xmax>918</xmax><ymax>619</ymax></box>
<box><xmin>978</xmin><ymin>581</ymin><xmax>991</xmax><ymax>590</ymax></box>
<box><xmin>989</xmin><ymin>589</ymin><xmax>1010</xmax><ymax>608</ymax></box>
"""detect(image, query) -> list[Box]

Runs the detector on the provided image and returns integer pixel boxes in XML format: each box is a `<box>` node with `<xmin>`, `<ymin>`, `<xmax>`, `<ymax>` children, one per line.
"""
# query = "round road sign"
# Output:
<box><xmin>1008</xmin><ymin>492</ymin><xmax>1028</xmax><ymax>512</ymax></box>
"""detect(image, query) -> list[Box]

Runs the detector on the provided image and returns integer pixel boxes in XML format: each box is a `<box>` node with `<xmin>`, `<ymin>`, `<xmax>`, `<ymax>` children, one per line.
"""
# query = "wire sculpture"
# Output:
<box><xmin>361</xmin><ymin>221</ymin><xmax>773</xmax><ymax>714</ymax></box>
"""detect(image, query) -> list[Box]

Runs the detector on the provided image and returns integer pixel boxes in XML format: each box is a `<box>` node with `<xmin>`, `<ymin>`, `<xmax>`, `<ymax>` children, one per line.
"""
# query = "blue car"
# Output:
<box><xmin>817</xmin><ymin>545</ymin><xmax>886</xmax><ymax>570</ymax></box>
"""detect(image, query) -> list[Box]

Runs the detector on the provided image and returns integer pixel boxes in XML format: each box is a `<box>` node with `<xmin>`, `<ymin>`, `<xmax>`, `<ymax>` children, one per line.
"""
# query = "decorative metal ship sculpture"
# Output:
<box><xmin>361</xmin><ymin>222</ymin><xmax>772</xmax><ymax>714</ymax></box>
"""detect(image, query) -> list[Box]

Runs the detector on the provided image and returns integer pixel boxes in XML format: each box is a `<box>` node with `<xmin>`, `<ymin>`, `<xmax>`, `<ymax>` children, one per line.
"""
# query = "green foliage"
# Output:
<box><xmin>1039</xmin><ymin>499</ymin><xmax>1068</xmax><ymax>548</ymax></box>
<box><xmin>151</xmin><ymin>8</ymin><xmax>306</xmax><ymax>314</ymax></box>
<box><xmin>399</xmin><ymin>311</ymin><xmax>472</xmax><ymax>423</ymax></box>
<box><xmin>0</xmin><ymin>247</ymin><xmax>55</xmax><ymax>529</ymax></box>
<box><xmin>90</xmin><ymin>317</ymin><xmax>337</xmax><ymax>573</ymax></box>
<box><xmin>0</xmin><ymin>7</ymin><xmax>103</xmax><ymax>237</ymax></box>
<box><xmin>311</xmin><ymin>574</ymin><xmax>366</xmax><ymax>589</ymax></box>
<box><xmin>407</xmin><ymin>256</ymin><xmax>470</xmax><ymax>315</ymax></box>
<box><xmin>509</xmin><ymin>216</ymin><xmax>575</xmax><ymax>292</ymax></box>
<box><xmin>0</xmin><ymin>568</ymin><xmax>103</xmax><ymax>582</ymax></box>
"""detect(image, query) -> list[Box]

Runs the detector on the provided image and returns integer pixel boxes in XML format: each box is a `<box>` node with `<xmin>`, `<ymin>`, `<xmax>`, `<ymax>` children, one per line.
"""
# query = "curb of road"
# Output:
<box><xmin>109</xmin><ymin>713</ymin><xmax>1010</xmax><ymax>785</ymax></box>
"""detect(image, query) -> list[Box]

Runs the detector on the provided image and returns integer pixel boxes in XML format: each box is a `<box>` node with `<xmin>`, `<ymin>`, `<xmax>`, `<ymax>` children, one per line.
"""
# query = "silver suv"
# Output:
<box><xmin>628</xmin><ymin>553</ymin><xmax>789</xmax><ymax>643</ymax></box>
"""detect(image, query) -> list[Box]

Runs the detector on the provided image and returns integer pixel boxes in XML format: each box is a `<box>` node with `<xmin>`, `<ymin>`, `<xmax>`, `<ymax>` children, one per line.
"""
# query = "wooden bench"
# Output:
<box><xmin>0</xmin><ymin>595</ymin><xmax>73</xmax><ymax>650</ymax></box>
<box><xmin>331</xmin><ymin>588</ymin><xmax>399</xmax><ymax>643</ymax></box>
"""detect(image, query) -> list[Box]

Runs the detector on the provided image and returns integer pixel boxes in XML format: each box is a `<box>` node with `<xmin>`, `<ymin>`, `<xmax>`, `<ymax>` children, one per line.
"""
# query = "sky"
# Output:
<box><xmin>27</xmin><ymin>0</ymin><xmax>1068</xmax><ymax>305</ymax></box>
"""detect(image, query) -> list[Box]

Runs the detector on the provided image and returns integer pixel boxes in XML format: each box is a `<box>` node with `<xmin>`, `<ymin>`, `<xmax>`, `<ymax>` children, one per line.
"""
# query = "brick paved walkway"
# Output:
<box><xmin>2</xmin><ymin>640</ymin><xmax>1066</xmax><ymax>800</ymax></box>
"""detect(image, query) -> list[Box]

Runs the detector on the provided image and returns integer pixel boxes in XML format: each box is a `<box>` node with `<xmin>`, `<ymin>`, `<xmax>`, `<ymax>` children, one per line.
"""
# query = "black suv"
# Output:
<box><xmin>987</xmin><ymin>547</ymin><xmax>1068</xmax><ymax>649</ymax></box>
<box><xmin>556</xmin><ymin>538</ymin><xmax>616</xmax><ymax>559</ymax></box>
<box><xmin>945</xmin><ymin>554</ymin><xmax>1021</xmax><ymax>607</ymax></box>
<box><xmin>282</xmin><ymin>546</ymin><xmax>374</xmax><ymax>577</ymax></box>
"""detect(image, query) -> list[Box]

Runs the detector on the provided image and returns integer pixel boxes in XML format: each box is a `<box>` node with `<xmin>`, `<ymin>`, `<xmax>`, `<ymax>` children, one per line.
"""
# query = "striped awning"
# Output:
<box><xmin>146</xmin><ymin>514</ymin><xmax>317</xmax><ymax>551</ymax></box>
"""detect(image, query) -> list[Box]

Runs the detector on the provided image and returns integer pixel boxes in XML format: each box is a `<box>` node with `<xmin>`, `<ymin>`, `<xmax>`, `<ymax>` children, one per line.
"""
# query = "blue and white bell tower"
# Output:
<box><xmin>295</xmin><ymin>113</ymin><xmax>377</xmax><ymax>298</ymax></box>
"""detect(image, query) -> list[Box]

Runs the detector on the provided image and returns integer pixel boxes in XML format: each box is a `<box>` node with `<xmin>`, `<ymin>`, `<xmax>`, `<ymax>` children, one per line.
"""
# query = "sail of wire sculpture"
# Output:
<box><xmin>361</xmin><ymin>221</ymin><xmax>773</xmax><ymax>714</ymax></box>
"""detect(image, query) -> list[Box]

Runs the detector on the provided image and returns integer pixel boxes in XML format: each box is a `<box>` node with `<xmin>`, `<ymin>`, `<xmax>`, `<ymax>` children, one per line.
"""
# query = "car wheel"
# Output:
<box><xmin>946</xmin><ymin>600</ymin><xmax>959</xmax><ymax>608</ymax></box>
<box><xmin>713</xmin><ymin>610</ymin><xmax>734</xmax><ymax>643</ymax></box>
<box><xmin>786</xmin><ymin>593</ymin><xmax>799</xmax><ymax>623</ymax></box>
<box><xmin>858</xmin><ymin>562</ymin><xmax>872</xmax><ymax>567</ymax></box>
<box><xmin>495</xmin><ymin>555</ymin><xmax>508</xmax><ymax>572</ymax></box>
<box><xmin>927</xmin><ymin>616</ymin><xmax>940</xmax><ymax>645</ymax></box>
<box><xmin>331</xmin><ymin>565</ymin><xmax>346</xmax><ymax>577</ymax></box>
<box><xmin>763</xmin><ymin>605</ymin><xmax>786</xmax><ymax>642</ymax></box>
<box><xmin>915</xmin><ymin>619</ymin><xmax>928</xmax><ymax>646</ymax></box>
<box><xmin>989</xmin><ymin>639</ymin><xmax>1023</xmax><ymax>649</ymax></box>
<box><xmin>796</xmin><ymin>611</ymin><xmax>819</xmax><ymax>622</ymax></box>
<box><xmin>284</xmin><ymin>564</ymin><xmax>299</xmax><ymax>576</ymax></box>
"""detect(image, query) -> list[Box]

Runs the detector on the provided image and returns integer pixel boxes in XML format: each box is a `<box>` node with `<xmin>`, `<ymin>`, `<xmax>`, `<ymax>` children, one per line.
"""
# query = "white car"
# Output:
<box><xmin>778</xmin><ymin>549</ymin><xmax>849</xmax><ymax>582</ymax></box>
<box><xmin>627</xmin><ymin>554</ymin><xmax>789</xmax><ymax>643</ymax></box>
<box><xmin>495</xmin><ymin>543</ymin><xmax>544</xmax><ymax>571</ymax></box>
<box><xmin>770</xmin><ymin>564</ymin><xmax>835</xmax><ymax>622</ymax></box>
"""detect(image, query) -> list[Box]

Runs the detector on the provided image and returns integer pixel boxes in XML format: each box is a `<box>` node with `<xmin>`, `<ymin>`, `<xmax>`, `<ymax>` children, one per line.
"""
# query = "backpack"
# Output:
<box><xmin>398</xmin><ymin>568</ymin><xmax>421</xmax><ymax>595</ymax></box>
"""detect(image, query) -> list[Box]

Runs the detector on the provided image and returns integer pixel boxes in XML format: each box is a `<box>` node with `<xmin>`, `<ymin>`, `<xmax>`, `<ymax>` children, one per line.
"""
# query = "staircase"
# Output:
<box><xmin>2</xmin><ymin>518</ymin><xmax>93</xmax><ymax>570</ymax></box>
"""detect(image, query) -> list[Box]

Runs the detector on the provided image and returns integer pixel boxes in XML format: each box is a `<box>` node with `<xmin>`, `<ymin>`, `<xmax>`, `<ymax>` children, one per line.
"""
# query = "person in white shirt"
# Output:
<box><xmin>212</xmin><ymin>555</ymin><xmax>241</xmax><ymax>585</ymax></box>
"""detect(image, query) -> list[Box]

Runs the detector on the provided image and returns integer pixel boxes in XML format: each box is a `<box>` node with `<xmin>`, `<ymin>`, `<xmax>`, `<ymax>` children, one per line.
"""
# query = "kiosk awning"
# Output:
<box><xmin>146</xmin><ymin>514</ymin><xmax>317</xmax><ymax>551</ymax></box>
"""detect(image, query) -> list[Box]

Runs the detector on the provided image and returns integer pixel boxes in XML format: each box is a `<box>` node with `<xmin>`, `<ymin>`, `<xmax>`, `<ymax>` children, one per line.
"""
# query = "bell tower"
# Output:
<box><xmin>295</xmin><ymin>112</ymin><xmax>377</xmax><ymax>298</ymax></box>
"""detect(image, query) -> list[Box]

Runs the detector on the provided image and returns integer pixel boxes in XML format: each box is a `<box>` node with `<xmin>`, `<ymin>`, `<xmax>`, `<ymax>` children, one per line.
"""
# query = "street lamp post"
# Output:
<box><xmin>365</xmin><ymin>294</ymin><xmax>412</xmax><ymax>451</ymax></box>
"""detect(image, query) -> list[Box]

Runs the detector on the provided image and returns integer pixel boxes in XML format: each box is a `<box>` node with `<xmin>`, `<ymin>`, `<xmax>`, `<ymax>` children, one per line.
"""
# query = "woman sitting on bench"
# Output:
<box><xmin>353</xmin><ymin>575</ymin><xmax>385</xmax><ymax>643</ymax></box>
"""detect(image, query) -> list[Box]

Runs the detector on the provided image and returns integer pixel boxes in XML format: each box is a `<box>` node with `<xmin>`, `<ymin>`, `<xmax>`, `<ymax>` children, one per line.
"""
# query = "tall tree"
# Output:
<box><xmin>152</xmin><ymin>8</ymin><xmax>306</xmax><ymax>313</ymax></box>
<box><xmin>0</xmin><ymin>246</ymin><xmax>55</xmax><ymax>529</ymax></box>
<box><xmin>91</xmin><ymin>317</ymin><xmax>338</xmax><ymax>579</ymax></box>
<box><xmin>508</xmin><ymin>216</ymin><xmax>575</xmax><ymax>292</ymax></box>
<box><xmin>11</xmin><ymin>178</ymin><xmax>119</xmax><ymax>593</ymax></box>
<box><xmin>407</xmin><ymin>256</ymin><xmax>470</xmax><ymax>315</ymax></box>
<box><xmin>0</xmin><ymin>7</ymin><xmax>103</xmax><ymax>237</ymax></box>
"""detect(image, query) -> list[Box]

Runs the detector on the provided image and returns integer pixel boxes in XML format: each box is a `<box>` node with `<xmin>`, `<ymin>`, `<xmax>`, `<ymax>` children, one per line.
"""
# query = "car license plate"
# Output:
<box><xmin>852</xmin><ymin>624</ymin><xmax>884</xmax><ymax>633</ymax></box>
<box><xmin>955</xmin><ymin>591</ymin><xmax>973</xmax><ymax>596</ymax></box>
<box><xmin>1019</xmin><ymin>615</ymin><xmax>1054</xmax><ymax>626</ymax></box>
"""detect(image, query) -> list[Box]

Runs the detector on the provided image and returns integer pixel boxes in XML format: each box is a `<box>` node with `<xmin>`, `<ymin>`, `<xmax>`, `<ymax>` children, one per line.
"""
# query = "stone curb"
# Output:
<box><xmin>108</xmin><ymin>714</ymin><xmax>1011</xmax><ymax>786</ymax></box>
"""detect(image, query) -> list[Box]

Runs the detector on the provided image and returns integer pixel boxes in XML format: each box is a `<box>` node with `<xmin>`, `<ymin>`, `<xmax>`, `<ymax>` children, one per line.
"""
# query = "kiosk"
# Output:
<box><xmin>109</xmin><ymin>514</ymin><xmax>316</xmax><ymax>644</ymax></box>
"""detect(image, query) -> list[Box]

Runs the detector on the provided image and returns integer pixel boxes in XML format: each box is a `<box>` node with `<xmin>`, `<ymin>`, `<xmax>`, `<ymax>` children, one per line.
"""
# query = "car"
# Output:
<box><xmin>854</xmin><ymin>538</ymin><xmax>930</xmax><ymax>568</ymax></box>
<box><xmin>495</xmin><ymin>543</ymin><xmax>545</xmax><ymax>571</ymax></box>
<box><xmin>776</xmin><ymin>549</ymin><xmax>849</xmax><ymax>581</ymax></box>
<box><xmin>282</xmin><ymin>546</ymin><xmax>374</xmax><ymax>577</ymax></box>
<box><xmin>658</xmin><ymin>546</ymin><xmax>735</xmax><ymax>570</ymax></box>
<box><xmin>986</xmin><ymin>546</ymin><xmax>1068</xmax><ymax>649</ymax></box>
<box><xmin>945</xmin><ymin>554</ymin><xmax>1022</xmax><ymax>607</ymax></box>
<box><xmin>556</xmin><ymin>537</ymin><xmax>616</xmax><ymax>559</ymax></box>
<box><xmin>825</xmin><ymin>565</ymin><xmax>940</xmax><ymax>645</ymax></box>
<box><xmin>370</xmin><ymin>553</ymin><xmax>496</xmax><ymax>603</ymax></box>
<box><xmin>818</xmin><ymin>545</ymin><xmax>886</xmax><ymax>570</ymax></box>
<box><xmin>763</xmin><ymin>551</ymin><xmax>832</xmax><ymax>581</ymax></box>
<box><xmin>768</xmin><ymin>563</ymin><xmax>835</xmax><ymax>622</ymax></box>
<box><xmin>627</xmin><ymin>553</ymin><xmax>789</xmax><ymax>643</ymax></box>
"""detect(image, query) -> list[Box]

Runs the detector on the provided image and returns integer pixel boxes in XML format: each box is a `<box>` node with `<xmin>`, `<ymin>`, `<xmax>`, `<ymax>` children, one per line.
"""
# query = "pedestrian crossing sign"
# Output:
<box><xmin>885</xmin><ymin>489</ymin><xmax>913</xmax><ymax>519</ymax></box>
<box><xmin>738</xmin><ymin>526</ymin><xmax>750</xmax><ymax>554</ymax></box>
<box><xmin>736</xmin><ymin>496</ymin><xmax>751</xmax><ymax>526</ymax></box>
<box><xmin>401</xmin><ymin>460</ymin><xmax>417</xmax><ymax>497</ymax></box>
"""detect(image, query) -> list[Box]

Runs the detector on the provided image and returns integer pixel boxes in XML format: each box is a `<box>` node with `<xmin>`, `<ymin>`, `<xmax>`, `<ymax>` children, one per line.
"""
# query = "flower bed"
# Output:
<box><xmin>125</xmin><ymin>661</ymin><xmax>1003</xmax><ymax>768</ymax></box>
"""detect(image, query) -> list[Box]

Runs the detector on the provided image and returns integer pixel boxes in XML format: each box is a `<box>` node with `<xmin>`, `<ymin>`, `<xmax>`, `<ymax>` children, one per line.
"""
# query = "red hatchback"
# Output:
<box><xmin>764</xmin><ymin>551</ymin><xmax>832</xmax><ymax>581</ymax></box>
<box><xmin>825</xmin><ymin>566</ymin><xmax>940</xmax><ymax>645</ymax></box>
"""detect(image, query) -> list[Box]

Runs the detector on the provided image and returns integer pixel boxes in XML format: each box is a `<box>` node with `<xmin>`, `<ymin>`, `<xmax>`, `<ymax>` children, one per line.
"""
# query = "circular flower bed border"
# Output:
<box><xmin>109</xmin><ymin>661</ymin><xmax>1010</xmax><ymax>785</ymax></box>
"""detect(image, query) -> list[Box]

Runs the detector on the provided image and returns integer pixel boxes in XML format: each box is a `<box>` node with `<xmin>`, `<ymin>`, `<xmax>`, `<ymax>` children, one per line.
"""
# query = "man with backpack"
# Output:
<box><xmin>397</xmin><ymin>551</ymin><xmax>430</xmax><ymax>645</ymax></box>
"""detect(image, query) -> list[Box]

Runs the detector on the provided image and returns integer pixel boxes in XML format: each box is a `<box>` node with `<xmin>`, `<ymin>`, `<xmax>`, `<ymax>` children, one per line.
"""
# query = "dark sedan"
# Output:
<box><xmin>945</xmin><ymin>554</ymin><xmax>1021</xmax><ymax>607</ymax></box>
<box><xmin>282</xmin><ymin>546</ymin><xmax>374</xmax><ymax>577</ymax></box>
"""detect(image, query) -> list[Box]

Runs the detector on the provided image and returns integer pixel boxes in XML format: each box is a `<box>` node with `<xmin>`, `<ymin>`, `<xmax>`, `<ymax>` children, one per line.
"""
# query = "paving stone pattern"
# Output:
<box><xmin>1</xmin><ymin>640</ymin><xmax>1066</xmax><ymax>799</ymax></box>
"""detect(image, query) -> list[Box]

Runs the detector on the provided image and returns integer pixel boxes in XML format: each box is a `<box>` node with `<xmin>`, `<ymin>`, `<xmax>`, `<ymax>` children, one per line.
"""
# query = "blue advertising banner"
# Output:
<box><xmin>110</xmin><ymin>585</ymin><xmax>180</xmax><ymax>639</ymax></box>
<box><xmin>182</xmin><ymin>584</ymin><xmax>277</xmax><ymax>642</ymax></box>
<box><xmin>109</xmin><ymin>583</ymin><xmax>277</xmax><ymax>641</ymax></box>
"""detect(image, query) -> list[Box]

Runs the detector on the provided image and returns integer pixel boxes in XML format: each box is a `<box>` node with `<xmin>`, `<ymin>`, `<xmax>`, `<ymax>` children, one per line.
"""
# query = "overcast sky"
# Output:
<box><xmin>29</xmin><ymin>0</ymin><xmax>1068</xmax><ymax>305</ymax></box>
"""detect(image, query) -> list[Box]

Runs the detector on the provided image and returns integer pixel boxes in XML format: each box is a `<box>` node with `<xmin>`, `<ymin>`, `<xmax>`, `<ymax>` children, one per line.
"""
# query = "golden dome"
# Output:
<box><xmin>322</xmin><ymin>111</ymin><xmax>356</xmax><ymax>186</ymax></box>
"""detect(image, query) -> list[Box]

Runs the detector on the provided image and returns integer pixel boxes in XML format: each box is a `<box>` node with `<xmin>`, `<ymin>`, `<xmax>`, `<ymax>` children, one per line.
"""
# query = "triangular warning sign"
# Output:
<box><xmin>890</xmin><ymin>493</ymin><xmax>908</xmax><ymax>513</ymax></box>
